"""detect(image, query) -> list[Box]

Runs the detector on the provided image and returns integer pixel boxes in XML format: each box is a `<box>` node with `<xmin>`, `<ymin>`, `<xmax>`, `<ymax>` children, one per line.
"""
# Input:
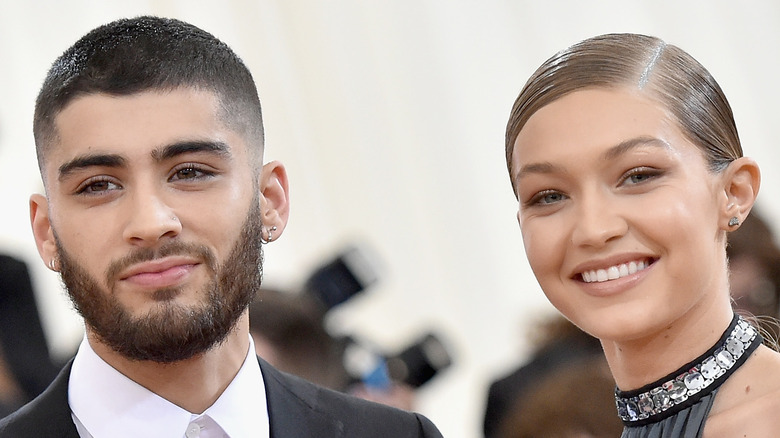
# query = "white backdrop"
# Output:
<box><xmin>1</xmin><ymin>2</ymin><xmax>779</xmax><ymax>437</ymax></box>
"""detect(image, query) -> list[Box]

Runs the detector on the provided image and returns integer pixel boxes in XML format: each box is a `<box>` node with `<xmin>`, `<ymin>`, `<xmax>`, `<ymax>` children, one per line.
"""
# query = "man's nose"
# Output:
<box><xmin>122</xmin><ymin>190</ymin><xmax>181</xmax><ymax>246</ymax></box>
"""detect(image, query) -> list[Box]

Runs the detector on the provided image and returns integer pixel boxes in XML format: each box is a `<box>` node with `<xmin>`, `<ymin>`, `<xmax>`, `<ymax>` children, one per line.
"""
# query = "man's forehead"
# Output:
<box><xmin>49</xmin><ymin>89</ymin><xmax>234</xmax><ymax>154</ymax></box>
<box><xmin>55</xmin><ymin>88</ymin><xmax>222</xmax><ymax>123</ymax></box>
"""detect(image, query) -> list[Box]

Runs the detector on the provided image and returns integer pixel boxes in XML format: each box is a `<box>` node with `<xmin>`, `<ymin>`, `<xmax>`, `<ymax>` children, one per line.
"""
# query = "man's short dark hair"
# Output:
<box><xmin>34</xmin><ymin>15</ymin><xmax>264</xmax><ymax>172</ymax></box>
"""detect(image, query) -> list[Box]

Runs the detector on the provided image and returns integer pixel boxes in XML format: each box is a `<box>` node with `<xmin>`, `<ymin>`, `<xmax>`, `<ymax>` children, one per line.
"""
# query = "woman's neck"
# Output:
<box><xmin>601</xmin><ymin>300</ymin><xmax>734</xmax><ymax>391</ymax></box>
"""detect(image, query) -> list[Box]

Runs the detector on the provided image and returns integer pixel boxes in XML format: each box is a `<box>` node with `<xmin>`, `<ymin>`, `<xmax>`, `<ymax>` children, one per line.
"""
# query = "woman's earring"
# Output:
<box><xmin>728</xmin><ymin>217</ymin><xmax>740</xmax><ymax>228</ymax></box>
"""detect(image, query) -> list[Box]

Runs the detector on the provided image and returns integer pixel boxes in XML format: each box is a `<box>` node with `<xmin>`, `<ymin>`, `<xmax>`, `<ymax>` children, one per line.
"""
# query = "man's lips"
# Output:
<box><xmin>118</xmin><ymin>257</ymin><xmax>200</xmax><ymax>288</ymax></box>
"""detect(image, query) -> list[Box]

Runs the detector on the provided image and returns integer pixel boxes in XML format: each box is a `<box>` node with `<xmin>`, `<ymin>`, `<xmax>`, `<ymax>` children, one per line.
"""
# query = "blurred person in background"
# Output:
<box><xmin>249</xmin><ymin>286</ymin><xmax>427</xmax><ymax>411</ymax></box>
<box><xmin>497</xmin><ymin>355</ymin><xmax>623</xmax><ymax>438</ymax></box>
<box><xmin>249</xmin><ymin>287</ymin><xmax>350</xmax><ymax>391</ymax></box>
<box><xmin>726</xmin><ymin>207</ymin><xmax>780</xmax><ymax>342</ymax></box>
<box><xmin>483</xmin><ymin>314</ymin><xmax>603</xmax><ymax>438</ymax></box>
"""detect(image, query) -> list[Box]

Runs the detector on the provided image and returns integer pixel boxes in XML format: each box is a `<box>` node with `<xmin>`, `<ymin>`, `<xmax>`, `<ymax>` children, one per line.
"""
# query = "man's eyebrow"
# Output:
<box><xmin>513</xmin><ymin>136</ymin><xmax>671</xmax><ymax>183</ymax></box>
<box><xmin>150</xmin><ymin>140</ymin><xmax>231</xmax><ymax>162</ymax></box>
<box><xmin>58</xmin><ymin>154</ymin><xmax>126</xmax><ymax>181</ymax></box>
<box><xmin>57</xmin><ymin>141</ymin><xmax>232</xmax><ymax>182</ymax></box>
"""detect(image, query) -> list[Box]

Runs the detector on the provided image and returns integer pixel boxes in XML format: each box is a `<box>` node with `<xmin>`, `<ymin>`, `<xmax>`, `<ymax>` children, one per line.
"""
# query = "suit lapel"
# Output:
<box><xmin>39</xmin><ymin>361</ymin><xmax>80</xmax><ymax>437</ymax></box>
<box><xmin>0</xmin><ymin>360</ymin><xmax>80</xmax><ymax>438</ymax></box>
<box><xmin>258</xmin><ymin>357</ymin><xmax>345</xmax><ymax>438</ymax></box>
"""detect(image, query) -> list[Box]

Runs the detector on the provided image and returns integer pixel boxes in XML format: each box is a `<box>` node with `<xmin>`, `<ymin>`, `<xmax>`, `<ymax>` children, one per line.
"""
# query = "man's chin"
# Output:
<box><xmin>150</xmin><ymin>287</ymin><xmax>183</xmax><ymax>302</ymax></box>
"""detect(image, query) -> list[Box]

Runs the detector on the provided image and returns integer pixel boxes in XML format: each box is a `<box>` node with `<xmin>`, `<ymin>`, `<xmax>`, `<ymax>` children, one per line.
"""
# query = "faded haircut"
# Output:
<box><xmin>34</xmin><ymin>16</ymin><xmax>264</xmax><ymax>174</ymax></box>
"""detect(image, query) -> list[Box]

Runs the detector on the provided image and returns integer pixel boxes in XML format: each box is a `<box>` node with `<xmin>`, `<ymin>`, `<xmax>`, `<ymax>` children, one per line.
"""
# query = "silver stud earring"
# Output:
<box><xmin>261</xmin><ymin>225</ymin><xmax>277</xmax><ymax>244</ymax></box>
<box><xmin>728</xmin><ymin>217</ymin><xmax>740</xmax><ymax>227</ymax></box>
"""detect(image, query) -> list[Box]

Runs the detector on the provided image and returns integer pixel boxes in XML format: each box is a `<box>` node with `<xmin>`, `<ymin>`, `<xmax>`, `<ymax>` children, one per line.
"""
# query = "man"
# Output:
<box><xmin>0</xmin><ymin>16</ymin><xmax>442</xmax><ymax>437</ymax></box>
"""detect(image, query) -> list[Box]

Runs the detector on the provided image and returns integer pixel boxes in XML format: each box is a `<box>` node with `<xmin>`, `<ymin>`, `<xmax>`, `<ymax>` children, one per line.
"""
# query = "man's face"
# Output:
<box><xmin>33</xmin><ymin>88</ymin><xmax>275</xmax><ymax>362</ymax></box>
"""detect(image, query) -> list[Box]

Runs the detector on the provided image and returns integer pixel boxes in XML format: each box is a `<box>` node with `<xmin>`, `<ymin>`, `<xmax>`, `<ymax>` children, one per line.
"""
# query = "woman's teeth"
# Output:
<box><xmin>581</xmin><ymin>260</ymin><xmax>649</xmax><ymax>283</ymax></box>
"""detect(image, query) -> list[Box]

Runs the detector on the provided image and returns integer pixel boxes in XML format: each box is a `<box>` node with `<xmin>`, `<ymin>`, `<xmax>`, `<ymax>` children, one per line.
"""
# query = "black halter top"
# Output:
<box><xmin>615</xmin><ymin>314</ymin><xmax>762</xmax><ymax>437</ymax></box>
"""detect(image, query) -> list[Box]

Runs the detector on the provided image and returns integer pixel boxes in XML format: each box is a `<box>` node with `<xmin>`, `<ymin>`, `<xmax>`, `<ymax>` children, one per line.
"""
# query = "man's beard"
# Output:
<box><xmin>56</xmin><ymin>205</ymin><xmax>264</xmax><ymax>363</ymax></box>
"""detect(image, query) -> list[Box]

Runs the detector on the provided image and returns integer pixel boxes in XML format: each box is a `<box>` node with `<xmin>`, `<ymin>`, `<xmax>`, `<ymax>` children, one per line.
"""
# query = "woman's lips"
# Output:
<box><xmin>580</xmin><ymin>258</ymin><xmax>654</xmax><ymax>283</ymax></box>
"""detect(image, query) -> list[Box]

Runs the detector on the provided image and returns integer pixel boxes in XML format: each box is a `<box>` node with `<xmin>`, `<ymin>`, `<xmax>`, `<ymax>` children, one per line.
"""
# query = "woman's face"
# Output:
<box><xmin>511</xmin><ymin>87</ymin><xmax>729</xmax><ymax>342</ymax></box>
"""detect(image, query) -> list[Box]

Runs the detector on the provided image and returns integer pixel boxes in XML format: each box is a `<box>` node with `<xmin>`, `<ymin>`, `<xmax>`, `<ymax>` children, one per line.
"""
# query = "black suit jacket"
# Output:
<box><xmin>0</xmin><ymin>255</ymin><xmax>61</xmax><ymax>401</ymax></box>
<box><xmin>0</xmin><ymin>357</ymin><xmax>442</xmax><ymax>437</ymax></box>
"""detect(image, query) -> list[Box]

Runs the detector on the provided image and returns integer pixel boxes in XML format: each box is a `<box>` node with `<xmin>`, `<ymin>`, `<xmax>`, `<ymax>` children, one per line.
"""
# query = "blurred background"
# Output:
<box><xmin>1</xmin><ymin>1</ymin><xmax>779</xmax><ymax>437</ymax></box>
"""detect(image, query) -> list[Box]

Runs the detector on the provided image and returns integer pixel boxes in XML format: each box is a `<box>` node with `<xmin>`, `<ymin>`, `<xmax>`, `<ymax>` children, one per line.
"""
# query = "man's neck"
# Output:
<box><xmin>86</xmin><ymin>315</ymin><xmax>251</xmax><ymax>414</ymax></box>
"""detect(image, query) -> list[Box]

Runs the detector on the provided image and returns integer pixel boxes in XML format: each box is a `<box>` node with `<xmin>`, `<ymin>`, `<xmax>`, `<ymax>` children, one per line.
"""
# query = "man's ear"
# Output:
<box><xmin>720</xmin><ymin>157</ymin><xmax>761</xmax><ymax>231</ymax></box>
<box><xmin>30</xmin><ymin>193</ymin><xmax>58</xmax><ymax>271</ymax></box>
<box><xmin>259</xmin><ymin>160</ymin><xmax>290</xmax><ymax>240</ymax></box>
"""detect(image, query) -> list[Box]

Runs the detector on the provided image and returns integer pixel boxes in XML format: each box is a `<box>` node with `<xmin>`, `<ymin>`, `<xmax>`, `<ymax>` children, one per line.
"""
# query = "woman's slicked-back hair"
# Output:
<box><xmin>34</xmin><ymin>16</ymin><xmax>264</xmax><ymax>170</ymax></box>
<box><xmin>505</xmin><ymin>33</ymin><xmax>742</xmax><ymax>196</ymax></box>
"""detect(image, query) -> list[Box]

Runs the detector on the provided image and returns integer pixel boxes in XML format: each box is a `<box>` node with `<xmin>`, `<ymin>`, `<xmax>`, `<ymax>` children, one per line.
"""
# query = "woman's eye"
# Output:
<box><xmin>527</xmin><ymin>190</ymin><xmax>567</xmax><ymax>206</ymax></box>
<box><xmin>621</xmin><ymin>167</ymin><xmax>661</xmax><ymax>186</ymax></box>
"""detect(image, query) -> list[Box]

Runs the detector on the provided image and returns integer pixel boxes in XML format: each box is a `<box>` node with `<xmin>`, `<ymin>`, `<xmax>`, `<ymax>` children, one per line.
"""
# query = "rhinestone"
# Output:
<box><xmin>625</xmin><ymin>400</ymin><xmax>640</xmax><ymax>421</ymax></box>
<box><xmin>726</xmin><ymin>338</ymin><xmax>744</xmax><ymax>356</ymax></box>
<box><xmin>664</xmin><ymin>380</ymin><xmax>687</xmax><ymax>401</ymax></box>
<box><xmin>684</xmin><ymin>371</ymin><xmax>704</xmax><ymax>391</ymax></box>
<box><xmin>715</xmin><ymin>348</ymin><xmax>735</xmax><ymax>367</ymax></box>
<box><xmin>700</xmin><ymin>357</ymin><xmax>721</xmax><ymax>379</ymax></box>
<box><xmin>617</xmin><ymin>399</ymin><xmax>628</xmax><ymax>418</ymax></box>
<box><xmin>638</xmin><ymin>393</ymin><xmax>655</xmax><ymax>413</ymax></box>
<box><xmin>734</xmin><ymin>324</ymin><xmax>753</xmax><ymax>342</ymax></box>
<box><xmin>651</xmin><ymin>387</ymin><xmax>672</xmax><ymax>410</ymax></box>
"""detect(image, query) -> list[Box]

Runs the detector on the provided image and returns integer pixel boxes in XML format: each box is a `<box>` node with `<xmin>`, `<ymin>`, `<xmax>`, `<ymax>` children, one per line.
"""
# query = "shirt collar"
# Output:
<box><xmin>69</xmin><ymin>335</ymin><xmax>269</xmax><ymax>438</ymax></box>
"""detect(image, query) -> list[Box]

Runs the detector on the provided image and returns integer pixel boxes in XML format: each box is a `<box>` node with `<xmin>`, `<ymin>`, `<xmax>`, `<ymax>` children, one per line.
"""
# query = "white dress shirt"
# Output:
<box><xmin>68</xmin><ymin>335</ymin><xmax>269</xmax><ymax>438</ymax></box>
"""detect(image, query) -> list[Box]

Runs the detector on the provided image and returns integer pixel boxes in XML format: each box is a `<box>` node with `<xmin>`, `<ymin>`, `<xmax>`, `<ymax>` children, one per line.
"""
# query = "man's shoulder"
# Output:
<box><xmin>0</xmin><ymin>362</ymin><xmax>77</xmax><ymax>438</ymax></box>
<box><xmin>259</xmin><ymin>358</ymin><xmax>442</xmax><ymax>437</ymax></box>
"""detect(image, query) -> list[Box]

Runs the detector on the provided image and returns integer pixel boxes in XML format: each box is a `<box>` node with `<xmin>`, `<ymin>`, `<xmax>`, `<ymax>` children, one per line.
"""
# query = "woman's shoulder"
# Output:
<box><xmin>704</xmin><ymin>345</ymin><xmax>780</xmax><ymax>436</ymax></box>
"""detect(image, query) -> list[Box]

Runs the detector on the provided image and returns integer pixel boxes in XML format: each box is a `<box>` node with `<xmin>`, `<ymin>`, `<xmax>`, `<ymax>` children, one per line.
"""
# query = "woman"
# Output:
<box><xmin>505</xmin><ymin>33</ymin><xmax>780</xmax><ymax>436</ymax></box>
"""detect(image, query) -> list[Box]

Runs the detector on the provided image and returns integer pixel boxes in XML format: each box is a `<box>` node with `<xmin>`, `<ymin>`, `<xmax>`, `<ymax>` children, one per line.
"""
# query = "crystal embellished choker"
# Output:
<box><xmin>615</xmin><ymin>314</ymin><xmax>762</xmax><ymax>426</ymax></box>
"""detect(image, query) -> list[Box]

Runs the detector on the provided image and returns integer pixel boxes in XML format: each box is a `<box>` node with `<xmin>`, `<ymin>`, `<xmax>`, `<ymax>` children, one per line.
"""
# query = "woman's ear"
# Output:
<box><xmin>258</xmin><ymin>160</ymin><xmax>290</xmax><ymax>241</ymax></box>
<box><xmin>30</xmin><ymin>193</ymin><xmax>59</xmax><ymax>271</ymax></box>
<box><xmin>720</xmin><ymin>157</ymin><xmax>761</xmax><ymax>231</ymax></box>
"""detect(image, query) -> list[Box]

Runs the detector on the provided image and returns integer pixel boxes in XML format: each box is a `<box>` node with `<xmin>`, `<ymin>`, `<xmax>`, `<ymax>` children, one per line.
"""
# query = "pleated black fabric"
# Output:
<box><xmin>620</xmin><ymin>390</ymin><xmax>716</xmax><ymax>438</ymax></box>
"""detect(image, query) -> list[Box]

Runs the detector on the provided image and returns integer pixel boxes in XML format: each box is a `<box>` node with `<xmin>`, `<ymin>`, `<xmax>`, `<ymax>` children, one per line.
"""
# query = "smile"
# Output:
<box><xmin>580</xmin><ymin>258</ymin><xmax>653</xmax><ymax>283</ymax></box>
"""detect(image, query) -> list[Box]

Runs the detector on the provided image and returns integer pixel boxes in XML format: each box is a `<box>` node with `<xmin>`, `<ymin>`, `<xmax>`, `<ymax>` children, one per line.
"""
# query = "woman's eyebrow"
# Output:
<box><xmin>514</xmin><ymin>161</ymin><xmax>565</xmax><ymax>184</ymax></box>
<box><xmin>513</xmin><ymin>136</ymin><xmax>670</xmax><ymax>184</ymax></box>
<box><xmin>601</xmin><ymin>136</ymin><xmax>671</xmax><ymax>161</ymax></box>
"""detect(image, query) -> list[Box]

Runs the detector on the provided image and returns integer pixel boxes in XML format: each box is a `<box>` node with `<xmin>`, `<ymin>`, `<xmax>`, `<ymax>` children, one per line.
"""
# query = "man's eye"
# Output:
<box><xmin>170</xmin><ymin>165</ymin><xmax>214</xmax><ymax>182</ymax></box>
<box><xmin>77</xmin><ymin>179</ymin><xmax>121</xmax><ymax>195</ymax></box>
<box><xmin>174</xmin><ymin>168</ymin><xmax>202</xmax><ymax>180</ymax></box>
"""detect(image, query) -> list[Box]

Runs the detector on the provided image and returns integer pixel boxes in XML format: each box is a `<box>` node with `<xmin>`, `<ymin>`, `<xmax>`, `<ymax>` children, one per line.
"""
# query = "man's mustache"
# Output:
<box><xmin>104</xmin><ymin>242</ymin><xmax>216</xmax><ymax>285</ymax></box>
